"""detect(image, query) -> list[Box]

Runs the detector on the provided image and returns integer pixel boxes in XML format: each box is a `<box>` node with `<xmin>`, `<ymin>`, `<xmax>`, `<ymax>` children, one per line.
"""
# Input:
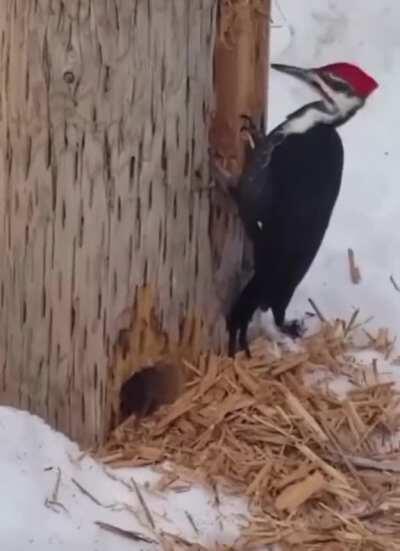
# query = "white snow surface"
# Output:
<box><xmin>0</xmin><ymin>406</ymin><xmax>248</xmax><ymax>550</ymax></box>
<box><xmin>2</xmin><ymin>2</ymin><xmax>400</xmax><ymax>549</ymax></box>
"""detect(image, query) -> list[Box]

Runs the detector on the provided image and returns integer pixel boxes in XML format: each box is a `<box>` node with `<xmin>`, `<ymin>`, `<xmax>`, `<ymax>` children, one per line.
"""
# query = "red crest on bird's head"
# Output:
<box><xmin>317</xmin><ymin>62</ymin><xmax>379</xmax><ymax>98</ymax></box>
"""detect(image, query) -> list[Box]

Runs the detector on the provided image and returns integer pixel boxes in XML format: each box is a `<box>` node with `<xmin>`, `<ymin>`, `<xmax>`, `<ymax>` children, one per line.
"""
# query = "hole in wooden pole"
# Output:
<box><xmin>119</xmin><ymin>362</ymin><xmax>184</xmax><ymax>424</ymax></box>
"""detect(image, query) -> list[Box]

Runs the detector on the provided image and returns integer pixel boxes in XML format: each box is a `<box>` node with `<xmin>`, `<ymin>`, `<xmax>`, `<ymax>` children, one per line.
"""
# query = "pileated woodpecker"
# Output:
<box><xmin>213</xmin><ymin>62</ymin><xmax>379</xmax><ymax>357</ymax></box>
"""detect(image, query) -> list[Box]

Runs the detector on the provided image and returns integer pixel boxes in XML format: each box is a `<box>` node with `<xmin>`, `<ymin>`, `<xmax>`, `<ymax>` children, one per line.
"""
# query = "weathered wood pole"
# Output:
<box><xmin>0</xmin><ymin>0</ymin><xmax>270</xmax><ymax>446</ymax></box>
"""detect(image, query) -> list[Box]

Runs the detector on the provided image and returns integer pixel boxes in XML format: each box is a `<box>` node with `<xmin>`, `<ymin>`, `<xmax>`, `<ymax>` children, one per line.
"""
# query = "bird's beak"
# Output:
<box><xmin>271</xmin><ymin>63</ymin><xmax>316</xmax><ymax>86</ymax></box>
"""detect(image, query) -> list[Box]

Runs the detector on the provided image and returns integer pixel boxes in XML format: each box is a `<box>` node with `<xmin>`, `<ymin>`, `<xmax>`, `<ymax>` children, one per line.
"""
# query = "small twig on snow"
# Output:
<box><xmin>94</xmin><ymin>521</ymin><xmax>156</xmax><ymax>544</ymax></box>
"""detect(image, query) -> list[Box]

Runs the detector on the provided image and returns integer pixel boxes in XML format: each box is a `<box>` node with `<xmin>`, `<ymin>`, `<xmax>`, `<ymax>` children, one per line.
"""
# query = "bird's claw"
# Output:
<box><xmin>209</xmin><ymin>156</ymin><xmax>238</xmax><ymax>196</ymax></box>
<box><xmin>280</xmin><ymin>319</ymin><xmax>306</xmax><ymax>339</ymax></box>
<box><xmin>227</xmin><ymin>317</ymin><xmax>251</xmax><ymax>359</ymax></box>
<box><xmin>239</xmin><ymin>329</ymin><xmax>252</xmax><ymax>358</ymax></box>
<box><xmin>240</xmin><ymin>114</ymin><xmax>260</xmax><ymax>132</ymax></box>
<box><xmin>240</xmin><ymin>114</ymin><xmax>264</xmax><ymax>145</ymax></box>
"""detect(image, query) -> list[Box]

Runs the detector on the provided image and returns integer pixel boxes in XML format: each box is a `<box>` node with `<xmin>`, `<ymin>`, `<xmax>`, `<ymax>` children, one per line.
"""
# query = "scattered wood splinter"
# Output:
<box><xmin>390</xmin><ymin>274</ymin><xmax>400</xmax><ymax>292</ymax></box>
<box><xmin>96</xmin><ymin>317</ymin><xmax>400</xmax><ymax>550</ymax></box>
<box><xmin>131</xmin><ymin>477</ymin><xmax>156</xmax><ymax>530</ymax></box>
<box><xmin>94</xmin><ymin>521</ymin><xmax>156</xmax><ymax>544</ymax></box>
<box><xmin>348</xmin><ymin>248</ymin><xmax>362</xmax><ymax>284</ymax></box>
<box><xmin>44</xmin><ymin>467</ymin><xmax>68</xmax><ymax>514</ymax></box>
<box><xmin>308</xmin><ymin>298</ymin><xmax>326</xmax><ymax>321</ymax></box>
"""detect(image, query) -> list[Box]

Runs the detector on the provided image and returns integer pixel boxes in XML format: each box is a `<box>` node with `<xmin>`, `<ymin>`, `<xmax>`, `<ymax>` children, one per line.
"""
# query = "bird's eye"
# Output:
<box><xmin>323</xmin><ymin>72</ymin><xmax>352</xmax><ymax>93</ymax></box>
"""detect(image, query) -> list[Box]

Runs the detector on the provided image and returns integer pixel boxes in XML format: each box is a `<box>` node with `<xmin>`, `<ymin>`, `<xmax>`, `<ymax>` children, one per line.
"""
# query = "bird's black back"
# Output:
<box><xmin>254</xmin><ymin>123</ymin><xmax>344</xmax><ymax>301</ymax></box>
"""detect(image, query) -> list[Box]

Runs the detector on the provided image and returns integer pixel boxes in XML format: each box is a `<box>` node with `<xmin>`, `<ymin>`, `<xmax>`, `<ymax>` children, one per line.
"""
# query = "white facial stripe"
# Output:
<box><xmin>314</xmin><ymin>73</ymin><xmax>362</xmax><ymax>116</ymax></box>
<box><xmin>283</xmin><ymin>73</ymin><xmax>363</xmax><ymax>135</ymax></box>
<box><xmin>313</xmin><ymin>74</ymin><xmax>337</xmax><ymax>104</ymax></box>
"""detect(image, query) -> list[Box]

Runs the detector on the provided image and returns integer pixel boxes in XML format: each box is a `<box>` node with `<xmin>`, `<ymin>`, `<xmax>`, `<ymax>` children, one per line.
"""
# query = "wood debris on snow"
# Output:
<box><xmin>390</xmin><ymin>275</ymin><xmax>400</xmax><ymax>293</ymax></box>
<box><xmin>348</xmin><ymin>248</ymin><xmax>362</xmax><ymax>284</ymax></box>
<box><xmin>96</xmin><ymin>321</ymin><xmax>400</xmax><ymax>550</ymax></box>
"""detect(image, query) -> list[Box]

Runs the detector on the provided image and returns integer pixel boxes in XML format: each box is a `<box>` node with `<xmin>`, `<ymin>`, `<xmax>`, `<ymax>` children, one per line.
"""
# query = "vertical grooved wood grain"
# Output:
<box><xmin>0</xmin><ymin>0</ymin><xmax>250</xmax><ymax>446</ymax></box>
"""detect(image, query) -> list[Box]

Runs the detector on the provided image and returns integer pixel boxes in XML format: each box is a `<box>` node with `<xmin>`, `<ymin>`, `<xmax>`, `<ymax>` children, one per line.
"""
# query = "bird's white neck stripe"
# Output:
<box><xmin>282</xmin><ymin>87</ymin><xmax>362</xmax><ymax>136</ymax></box>
<box><xmin>285</xmin><ymin>104</ymin><xmax>333</xmax><ymax>134</ymax></box>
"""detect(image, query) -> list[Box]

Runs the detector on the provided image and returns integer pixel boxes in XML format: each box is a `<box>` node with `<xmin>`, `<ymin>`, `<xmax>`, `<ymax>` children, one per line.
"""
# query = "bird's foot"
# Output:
<box><xmin>191</xmin><ymin>150</ymin><xmax>239</xmax><ymax>195</ymax></box>
<box><xmin>239</xmin><ymin>328</ymin><xmax>252</xmax><ymax>359</ymax></box>
<box><xmin>227</xmin><ymin>318</ymin><xmax>251</xmax><ymax>359</ymax></box>
<box><xmin>227</xmin><ymin>327</ymin><xmax>238</xmax><ymax>358</ymax></box>
<box><xmin>240</xmin><ymin>114</ymin><xmax>264</xmax><ymax>143</ymax></box>
<box><xmin>208</xmin><ymin>152</ymin><xmax>239</xmax><ymax>196</ymax></box>
<box><xmin>279</xmin><ymin>319</ymin><xmax>306</xmax><ymax>339</ymax></box>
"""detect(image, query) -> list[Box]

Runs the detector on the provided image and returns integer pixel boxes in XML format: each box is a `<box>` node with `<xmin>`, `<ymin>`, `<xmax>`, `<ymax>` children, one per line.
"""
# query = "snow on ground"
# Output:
<box><xmin>0</xmin><ymin>406</ymin><xmax>248</xmax><ymax>550</ymax></box>
<box><xmin>2</xmin><ymin>1</ymin><xmax>400</xmax><ymax>549</ymax></box>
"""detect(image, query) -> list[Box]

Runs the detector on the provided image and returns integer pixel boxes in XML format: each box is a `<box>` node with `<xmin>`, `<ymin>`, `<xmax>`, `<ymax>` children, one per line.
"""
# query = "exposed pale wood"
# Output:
<box><xmin>210</xmin><ymin>0</ymin><xmax>270</xmax><ymax>174</ymax></box>
<box><xmin>275</xmin><ymin>470</ymin><xmax>326</xmax><ymax>512</ymax></box>
<box><xmin>0</xmin><ymin>0</ymin><xmax>270</xmax><ymax>447</ymax></box>
<box><xmin>348</xmin><ymin>248</ymin><xmax>361</xmax><ymax>284</ymax></box>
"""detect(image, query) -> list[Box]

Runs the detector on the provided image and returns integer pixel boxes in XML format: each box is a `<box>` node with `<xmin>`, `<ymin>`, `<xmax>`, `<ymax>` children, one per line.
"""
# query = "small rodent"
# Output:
<box><xmin>119</xmin><ymin>362</ymin><xmax>184</xmax><ymax>422</ymax></box>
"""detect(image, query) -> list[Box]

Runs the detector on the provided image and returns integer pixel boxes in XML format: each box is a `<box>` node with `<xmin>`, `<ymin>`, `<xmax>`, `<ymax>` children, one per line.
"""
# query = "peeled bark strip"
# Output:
<box><xmin>210</xmin><ymin>0</ymin><xmax>270</xmax><ymax>174</ymax></box>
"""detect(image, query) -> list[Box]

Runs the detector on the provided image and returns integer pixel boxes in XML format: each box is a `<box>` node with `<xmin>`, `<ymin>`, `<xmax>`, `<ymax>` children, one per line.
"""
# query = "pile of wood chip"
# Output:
<box><xmin>97</xmin><ymin>320</ymin><xmax>400</xmax><ymax>550</ymax></box>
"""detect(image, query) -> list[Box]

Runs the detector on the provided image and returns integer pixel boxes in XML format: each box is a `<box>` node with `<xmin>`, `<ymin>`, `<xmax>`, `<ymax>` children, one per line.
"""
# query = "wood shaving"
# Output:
<box><xmin>96</xmin><ymin>320</ymin><xmax>400</xmax><ymax>550</ymax></box>
<box><xmin>94</xmin><ymin>521</ymin><xmax>156</xmax><ymax>544</ymax></box>
<box><xmin>348</xmin><ymin>248</ymin><xmax>362</xmax><ymax>284</ymax></box>
<box><xmin>390</xmin><ymin>275</ymin><xmax>400</xmax><ymax>293</ymax></box>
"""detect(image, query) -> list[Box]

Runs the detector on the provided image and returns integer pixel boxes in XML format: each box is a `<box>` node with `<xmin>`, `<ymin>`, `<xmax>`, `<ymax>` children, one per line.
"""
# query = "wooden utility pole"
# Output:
<box><xmin>0</xmin><ymin>0</ymin><xmax>270</xmax><ymax>446</ymax></box>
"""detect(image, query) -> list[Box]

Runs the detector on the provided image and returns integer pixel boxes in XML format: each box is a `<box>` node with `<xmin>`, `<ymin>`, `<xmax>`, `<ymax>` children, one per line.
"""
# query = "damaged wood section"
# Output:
<box><xmin>109</xmin><ymin>287</ymin><xmax>189</xmax><ymax>429</ymax></box>
<box><xmin>208</xmin><ymin>0</ymin><xmax>271</xmax><ymax>323</ymax></box>
<box><xmin>210</xmin><ymin>0</ymin><xmax>271</xmax><ymax>175</ymax></box>
<box><xmin>0</xmin><ymin>0</ymin><xmax>250</xmax><ymax>447</ymax></box>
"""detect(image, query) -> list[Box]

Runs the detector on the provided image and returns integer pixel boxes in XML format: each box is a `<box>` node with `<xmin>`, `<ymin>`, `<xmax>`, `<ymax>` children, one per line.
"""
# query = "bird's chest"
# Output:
<box><xmin>265</xmin><ymin>175</ymin><xmax>339</xmax><ymax>249</ymax></box>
